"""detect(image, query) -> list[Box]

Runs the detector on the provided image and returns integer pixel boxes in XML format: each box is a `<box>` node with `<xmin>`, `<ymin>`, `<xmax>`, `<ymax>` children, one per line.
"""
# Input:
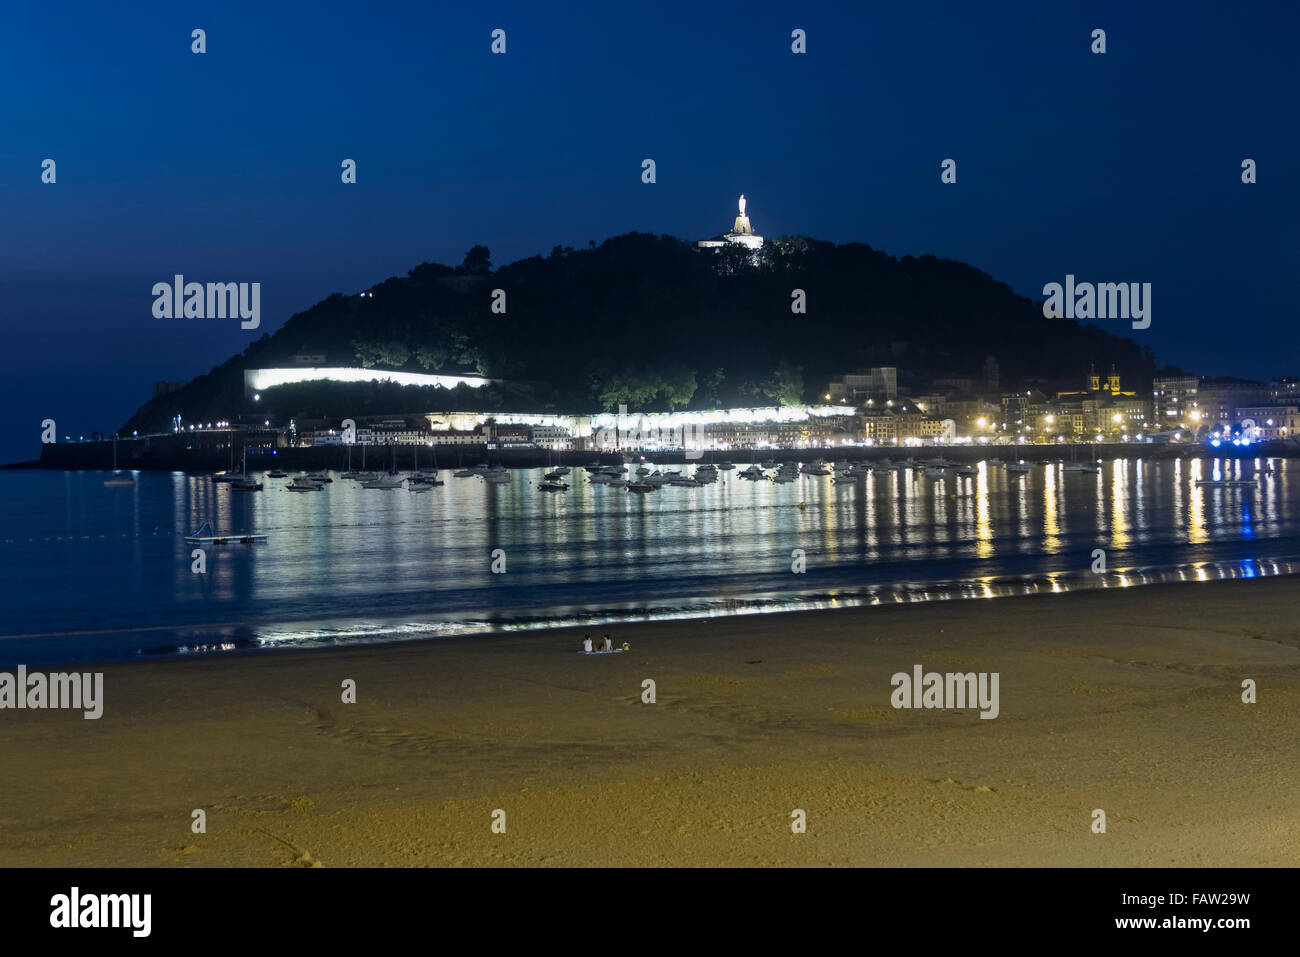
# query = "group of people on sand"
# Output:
<box><xmin>582</xmin><ymin>633</ymin><xmax>623</xmax><ymax>653</ymax></box>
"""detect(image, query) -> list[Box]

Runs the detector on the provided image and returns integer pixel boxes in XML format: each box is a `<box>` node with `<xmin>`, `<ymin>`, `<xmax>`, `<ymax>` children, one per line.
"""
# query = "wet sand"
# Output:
<box><xmin>1</xmin><ymin>577</ymin><xmax>1297</xmax><ymax>867</ymax></box>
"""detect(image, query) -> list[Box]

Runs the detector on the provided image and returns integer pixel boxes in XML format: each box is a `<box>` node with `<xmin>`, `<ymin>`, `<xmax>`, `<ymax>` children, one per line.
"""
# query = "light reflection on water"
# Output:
<box><xmin>0</xmin><ymin>456</ymin><xmax>1292</xmax><ymax>664</ymax></box>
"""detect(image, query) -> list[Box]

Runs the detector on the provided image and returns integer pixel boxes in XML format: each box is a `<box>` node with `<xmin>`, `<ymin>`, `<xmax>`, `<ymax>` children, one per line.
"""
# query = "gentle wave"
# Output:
<box><xmin>135</xmin><ymin>554</ymin><xmax>1300</xmax><ymax>660</ymax></box>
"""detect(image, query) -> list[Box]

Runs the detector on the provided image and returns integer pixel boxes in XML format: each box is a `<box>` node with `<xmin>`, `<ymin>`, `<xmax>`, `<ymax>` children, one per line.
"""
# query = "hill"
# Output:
<box><xmin>120</xmin><ymin>233</ymin><xmax>1158</xmax><ymax>434</ymax></box>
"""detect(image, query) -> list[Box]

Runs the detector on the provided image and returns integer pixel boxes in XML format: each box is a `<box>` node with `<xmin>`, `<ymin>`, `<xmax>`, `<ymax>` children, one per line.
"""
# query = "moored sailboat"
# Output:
<box><xmin>103</xmin><ymin>435</ymin><xmax>136</xmax><ymax>487</ymax></box>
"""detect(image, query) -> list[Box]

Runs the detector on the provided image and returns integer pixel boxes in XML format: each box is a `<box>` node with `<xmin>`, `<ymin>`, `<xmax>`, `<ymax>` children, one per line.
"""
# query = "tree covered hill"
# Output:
<box><xmin>120</xmin><ymin>233</ymin><xmax>1157</xmax><ymax>434</ymax></box>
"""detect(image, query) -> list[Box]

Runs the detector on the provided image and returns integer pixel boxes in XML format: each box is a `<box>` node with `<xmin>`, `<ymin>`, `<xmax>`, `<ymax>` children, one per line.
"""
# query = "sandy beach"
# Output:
<box><xmin>1</xmin><ymin>577</ymin><xmax>1297</xmax><ymax>867</ymax></box>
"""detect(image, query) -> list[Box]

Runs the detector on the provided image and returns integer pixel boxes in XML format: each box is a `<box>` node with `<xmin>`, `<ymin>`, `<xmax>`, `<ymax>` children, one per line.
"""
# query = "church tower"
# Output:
<box><xmin>1088</xmin><ymin>363</ymin><xmax>1100</xmax><ymax>393</ymax></box>
<box><xmin>1108</xmin><ymin>364</ymin><xmax>1121</xmax><ymax>395</ymax></box>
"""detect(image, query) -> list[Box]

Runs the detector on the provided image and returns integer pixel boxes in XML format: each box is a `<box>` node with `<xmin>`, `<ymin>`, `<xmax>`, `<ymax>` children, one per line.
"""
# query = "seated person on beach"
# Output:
<box><xmin>603</xmin><ymin>634</ymin><xmax>612</xmax><ymax>651</ymax></box>
<box><xmin>583</xmin><ymin>635</ymin><xmax>593</xmax><ymax>653</ymax></box>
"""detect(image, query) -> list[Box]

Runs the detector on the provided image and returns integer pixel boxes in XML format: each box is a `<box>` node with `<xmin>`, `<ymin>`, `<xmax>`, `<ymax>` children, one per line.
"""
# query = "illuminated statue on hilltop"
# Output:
<box><xmin>696</xmin><ymin>194</ymin><xmax>764</xmax><ymax>251</ymax></box>
<box><xmin>733</xmin><ymin>195</ymin><xmax>753</xmax><ymax>236</ymax></box>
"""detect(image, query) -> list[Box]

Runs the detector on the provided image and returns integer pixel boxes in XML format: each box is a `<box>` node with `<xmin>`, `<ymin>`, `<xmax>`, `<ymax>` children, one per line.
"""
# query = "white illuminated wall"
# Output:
<box><xmin>244</xmin><ymin>367</ymin><xmax>495</xmax><ymax>393</ymax></box>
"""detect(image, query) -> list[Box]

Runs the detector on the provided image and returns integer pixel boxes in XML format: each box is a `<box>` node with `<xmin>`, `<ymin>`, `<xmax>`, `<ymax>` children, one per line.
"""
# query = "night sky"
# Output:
<box><xmin>2</xmin><ymin>0</ymin><xmax>1296</xmax><ymax>463</ymax></box>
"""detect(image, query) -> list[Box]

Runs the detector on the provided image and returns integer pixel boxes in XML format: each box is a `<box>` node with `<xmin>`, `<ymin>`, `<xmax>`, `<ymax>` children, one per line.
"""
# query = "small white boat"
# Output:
<box><xmin>923</xmin><ymin>467</ymin><xmax>947</xmax><ymax>478</ymax></box>
<box><xmin>103</xmin><ymin>436</ymin><xmax>136</xmax><ymax>486</ymax></box>
<box><xmin>956</xmin><ymin>465</ymin><xmax>979</xmax><ymax>476</ymax></box>
<box><xmin>362</xmin><ymin>474</ymin><xmax>404</xmax><ymax>489</ymax></box>
<box><xmin>221</xmin><ymin>450</ymin><xmax>261</xmax><ymax>490</ymax></box>
<box><xmin>286</xmin><ymin>478</ymin><xmax>323</xmax><ymax>492</ymax></box>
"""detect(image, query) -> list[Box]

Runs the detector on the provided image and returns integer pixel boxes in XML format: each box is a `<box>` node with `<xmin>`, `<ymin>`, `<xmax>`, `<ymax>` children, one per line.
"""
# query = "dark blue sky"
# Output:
<box><xmin>2</xmin><ymin>0</ymin><xmax>1296</xmax><ymax>462</ymax></box>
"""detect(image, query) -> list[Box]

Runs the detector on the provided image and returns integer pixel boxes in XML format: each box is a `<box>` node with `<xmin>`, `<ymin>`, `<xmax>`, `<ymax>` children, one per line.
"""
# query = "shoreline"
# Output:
<box><xmin>7</xmin><ymin>559</ymin><xmax>1300</xmax><ymax>670</ymax></box>
<box><xmin>1</xmin><ymin>575</ymin><xmax>1297</xmax><ymax>867</ymax></box>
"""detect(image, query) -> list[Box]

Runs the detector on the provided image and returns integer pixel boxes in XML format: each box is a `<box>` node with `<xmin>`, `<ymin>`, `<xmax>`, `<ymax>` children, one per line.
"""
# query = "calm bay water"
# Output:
<box><xmin>0</xmin><ymin>456</ymin><xmax>1293</xmax><ymax>666</ymax></box>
